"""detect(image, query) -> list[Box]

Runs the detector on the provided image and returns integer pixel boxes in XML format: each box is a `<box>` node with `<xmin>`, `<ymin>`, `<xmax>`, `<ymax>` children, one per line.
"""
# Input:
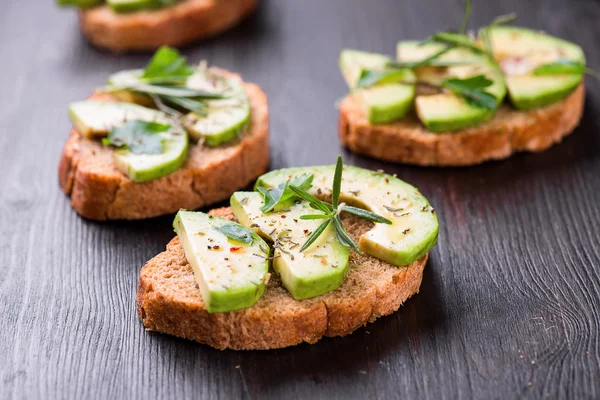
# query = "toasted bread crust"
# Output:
<box><xmin>78</xmin><ymin>0</ymin><xmax>259</xmax><ymax>52</ymax></box>
<box><xmin>58</xmin><ymin>71</ymin><xmax>269</xmax><ymax>220</ymax></box>
<box><xmin>339</xmin><ymin>84</ymin><xmax>585</xmax><ymax>166</ymax></box>
<box><xmin>137</xmin><ymin>208</ymin><xmax>427</xmax><ymax>350</ymax></box>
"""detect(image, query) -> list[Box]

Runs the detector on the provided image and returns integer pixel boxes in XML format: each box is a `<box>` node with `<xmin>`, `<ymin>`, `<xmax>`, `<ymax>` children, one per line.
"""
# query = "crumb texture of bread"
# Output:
<box><xmin>58</xmin><ymin>72</ymin><xmax>269</xmax><ymax>220</ymax></box>
<box><xmin>78</xmin><ymin>0</ymin><xmax>259</xmax><ymax>52</ymax></box>
<box><xmin>137</xmin><ymin>208</ymin><xmax>427</xmax><ymax>350</ymax></box>
<box><xmin>339</xmin><ymin>84</ymin><xmax>585</xmax><ymax>166</ymax></box>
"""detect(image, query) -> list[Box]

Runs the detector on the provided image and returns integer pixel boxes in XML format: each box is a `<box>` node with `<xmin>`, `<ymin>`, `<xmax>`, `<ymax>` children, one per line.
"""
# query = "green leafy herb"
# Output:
<box><xmin>127</xmin><ymin>83</ymin><xmax>225</xmax><ymax>99</ymax></box>
<box><xmin>299</xmin><ymin>219</ymin><xmax>331</xmax><ymax>252</ymax></box>
<box><xmin>257</xmin><ymin>174</ymin><xmax>314</xmax><ymax>213</ymax></box>
<box><xmin>459</xmin><ymin>0</ymin><xmax>472</xmax><ymax>34</ymax></box>
<box><xmin>533</xmin><ymin>58</ymin><xmax>587</xmax><ymax>76</ymax></box>
<box><xmin>213</xmin><ymin>223</ymin><xmax>255</xmax><ymax>244</ymax></box>
<box><xmin>356</xmin><ymin>68</ymin><xmax>416</xmax><ymax>89</ymax></box>
<box><xmin>489</xmin><ymin>13</ymin><xmax>517</xmax><ymax>27</ymax></box>
<box><xmin>161</xmin><ymin>95</ymin><xmax>209</xmax><ymax>117</ymax></box>
<box><xmin>388</xmin><ymin>45</ymin><xmax>458</xmax><ymax>69</ymax></box>
<box><xmin>107</xmin><ymin>47</ymin><xmax>226</xmax><ymax>117</ymax></box>
<box><xmin>141</xmin><ymin>46</ymin><xmax>194</xmax><ymax>84</ymax></box>
<box><xmin>442</xmin><ymin>74</ymin><xmax>497</xmax><ymax>110</ymax></box>
<box><xmin>102</xmin><ymin>120</ymin><xmax>170</xmax><ymax>154</ymax></box>
<box><xmin>341</xmin><ymin>206</ymin><xmax>392</xmax><ymax>224</ymax></box>
<box><xmin>430</xmin><ymin>32</ymin><xmax>483</xmax><ymax>54</ymax></box>
<box><xmin>287</xmin><ymin>156</ymin><xmax>391</xmax><ymax>253</ymax></box>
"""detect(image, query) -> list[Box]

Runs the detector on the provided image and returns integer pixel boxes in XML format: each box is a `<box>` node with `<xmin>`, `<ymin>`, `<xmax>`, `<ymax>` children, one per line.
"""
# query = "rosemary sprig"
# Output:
<box><xmin>287</xmin><ymin>156</ymin><xmax>392</xmax><ymax>253</ymax></box>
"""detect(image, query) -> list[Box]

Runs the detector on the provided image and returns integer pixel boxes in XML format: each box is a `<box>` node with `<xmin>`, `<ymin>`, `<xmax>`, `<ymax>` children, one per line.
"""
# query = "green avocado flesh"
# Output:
<box><xmin>108</xmin><ymin>69</ymin><xmax>251</xmax><ymax>147</ymax></box>
<box><xmin>397</xmin><ymin>41</ymin><xmax>507</xmax><ymax>132</ymax></box>
<box><xmin>114</xmin><ymin>130</ymin><xmax>188</xmax><ymax>182</ymax></box>
<box><xmin>231</xmin><ymin>192</ymin><xmax>350</xmax><ymax>300</ymax></box>
<box><xmin>69</xmin><ymin>100</ymin><xmax>188</xmax><ymax>182</ymax></box>
<box><xmin>107</xmin><ymin>0</ymin><xmax>177</xmax><ymax>13</ymax></box>
<box><xmin>488</xmin><ymin>26</ymin><xmax>585</xmax><ymax>110</ymax></box>
<box><xmin>174</xmin><ymin>211</ymin><xmax>270</xmax><ymax>313</ymax></box>
<box><xmin>339</xmin><ymin>49</ymin><xmax>416</xmax><ymax>124</ymax></box>
<box><xmin>68</xmin><ymin>100</ymin><xmax>171</xmax><ymax>138</ymax></box>
<box><xmin>58</xmin><ymin>0</ymin><xmax>103</xmax><ymax>8</ymax></box>
<box><xmin>255</xmin><ymin>165</ymin><xmax>439</xmax><ymax>267</ymax></box>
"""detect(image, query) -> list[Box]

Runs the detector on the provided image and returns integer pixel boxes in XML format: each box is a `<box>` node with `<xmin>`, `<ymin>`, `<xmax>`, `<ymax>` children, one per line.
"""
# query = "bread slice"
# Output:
<box><xmin>339</xmin><ymin>84</ymin><xmax>585</xmax><ymax>167</ymax></box>
<box><xmin>78</xmin><ymin>0</ymin><xmax>259</xmax><ymax>52</ymax></box>
<box><xmin>58</xmin><ymin>70</ymin><xmax>269</xmax><ymax>220</ymax></box>
<box><xmin>137</xmin><ymin>207</ymin><xmax>427</xmax><ymax>350</ymax></box>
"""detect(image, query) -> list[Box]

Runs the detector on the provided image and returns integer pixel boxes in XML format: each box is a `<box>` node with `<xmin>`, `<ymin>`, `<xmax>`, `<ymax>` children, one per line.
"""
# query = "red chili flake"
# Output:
<box><xmin>213</xmin><ymin>245</ymin><xmax>221</xmax><ymax>250</ymax></box>
<box><xmin>281</xmin><ymin>215</ymin><xmax>287</xmax><ymax>219</ymax></box>
<box><xmin>320</xmin><ymin>258</ymin><xmax>327</xmax><ymax>265</ymax></box>
<box><xmin>230</xmin><ymin>247</ymin><xmax>242</xmax><ymax>253</ymax></box>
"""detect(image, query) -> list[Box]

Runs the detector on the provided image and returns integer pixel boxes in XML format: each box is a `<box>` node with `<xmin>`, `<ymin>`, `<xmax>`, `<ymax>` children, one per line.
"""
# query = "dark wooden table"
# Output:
<box><xmin>2</xmin><ymin>0</ymin><xmax>600</xmax><ymax>398</ymax></box>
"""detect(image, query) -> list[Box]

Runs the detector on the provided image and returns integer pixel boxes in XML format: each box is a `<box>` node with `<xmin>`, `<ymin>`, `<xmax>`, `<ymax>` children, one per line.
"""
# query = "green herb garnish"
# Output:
<box><xmin>214</xmin><ymin>223</ymin><xmax>255</xmax><ymax>244</ymax></box>
<box><xmin>288</xmin><ymin>156</ymin><xmax>392</xmax><ymax>253</ymax></box>
<box><xmin>102</xmin><ymin>120</ymin><xmax>170</xmax><ymax>154</ymax></box>
<box><xmin>108</xmin><ymin>47</ymin><xmax>226</xmax><ymax>117</ymax></box>
<box><xmin>257</xmin><ymin>174</ymin><xmax>314</xmax><ymax>213</ymax></box>
<box><xmin>141</xmin><ymin>46</ymin><xmax>194</xmax><ymax>85</ymax></box>
<box><xmin>442</xmin><ymin>74</ymin><xmax>497</xmax><ymax>110</ymax></box>
<box><xmin>356</xmin><ymin>68</ymin><xmax>415</xmax><ymax>89</ymax></box>
<box><xmin>388</xmin><ymin>45</ymin><xmax>459</xmax><ymax>70</ymax></box>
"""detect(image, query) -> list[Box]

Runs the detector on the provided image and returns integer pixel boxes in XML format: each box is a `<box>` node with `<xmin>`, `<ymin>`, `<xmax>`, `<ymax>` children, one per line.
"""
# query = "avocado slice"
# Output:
<box><xmin>256</xmin><ymin>165</ymin><xmax>439</xmax><ymax>266</ymax></box>
<box><xmin>182</xmin><ymin>76</ymin><xmax>251</xmax><ymax>147</ymax></box>
<box><xmin>107</xmin><ymin>69</ymin><xmax>250</xmax><ymax>146</ymax></box>
<box><xmin>339</xmin><ymin>49</ymin><xmax>416</xmax><ymax>124</ymax></box>
<box><xmin>107</xmin><ymin>0</ymin><xmax>178</xmax><ymax>13</ymax></box>
<box><xmin>57</xmin><ymin>0</ymin><xmax>103</xmax><ymax>7</ymax></box>
<box><xmin>113</xmin><ymin>129</ymin><xmax>188</xmax><ymax>182</ymax></box>
<box><xmin>173</xmin><ymin>211</ymin><xmax>270</xmax><ymax>313</ymax></box>
<box><xmin>231</xmin><ymin>192</ymin><xmax>350</xmax><ymax>300</ymax></box>
<box><xmin>68</xmin><ymin>100</ymin><xmax>171</xmax><ymax>138</ymax></box>
<box><xmin>487</xmin><ymin>26</ymin><xmax>585</xmax><ymax>110</ymax></box>
<box><xmin>397</xmin><ymin>41</ymin><xmax>507</xmax><ymax>132</ymax></box>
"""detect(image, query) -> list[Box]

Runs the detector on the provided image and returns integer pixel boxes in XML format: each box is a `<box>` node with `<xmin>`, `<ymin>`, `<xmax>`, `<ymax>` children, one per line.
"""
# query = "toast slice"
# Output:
<box><xmin>58</xmin><ymin>70</ymin><xmax>269</xmax><ymax>220</ymax></box>
<box><xmin>137</xmin><ymin>207</ymin><xmax>428</xmax><ymax>350</ymax></box>
<box><xmin>78</xmin><ymin>0</ymin><xmax>259</xmax><ymax>52</ymax></box>
<box><xmin>339</xmin><ymin>83</ymin><xmax>585</xmax><ymax>167</ymax></box>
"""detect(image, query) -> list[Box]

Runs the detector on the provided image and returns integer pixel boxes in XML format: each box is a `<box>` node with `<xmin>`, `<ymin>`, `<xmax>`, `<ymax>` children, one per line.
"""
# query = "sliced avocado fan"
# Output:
<box><xmin>175</xmin><ymin>164</ymin><xmax>439</xmax><ymax>309</ymax></box>
<box><xmin>487</xmin><ymin>26</ymin><xmax>585</xmax><ymax>110</ymax></box>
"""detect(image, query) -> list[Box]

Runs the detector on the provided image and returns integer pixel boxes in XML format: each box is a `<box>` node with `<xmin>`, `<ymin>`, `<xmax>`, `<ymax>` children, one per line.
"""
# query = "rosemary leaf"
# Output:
<box><xmin>331</xmin><ymin>156</ymin><xmax>343</xmax><ymax>209</ymax></box>
<box><xmin>342</xmin><ymin>206</ymin><xmax>392</xmax><ymax>224</ymax></box>
<box><xmin>299</xmin><ymin>219</ymin><xmax>331</xmax><ymax>252</ymax></box>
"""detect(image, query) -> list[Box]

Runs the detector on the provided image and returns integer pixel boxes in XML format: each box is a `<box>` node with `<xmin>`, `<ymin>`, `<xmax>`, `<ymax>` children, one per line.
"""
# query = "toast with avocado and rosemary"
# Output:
<box><xmin>58</xmin><ymin>0</ymin><xmax>258</xmax><ymax>52</ymax></box>
<box><xmin>59</xmin><ymin>47</ymin><xmax>269</xmax><ymax>220</ymax></box>
<box><xmin>338</xmin><ymin>5</ymin><xmax>588</xmax><ymax>166</ymax></box>
<box><xmin>137</xmin><ymin>158</ymin><xmax>439</xmax><ymax>350</ymax></box>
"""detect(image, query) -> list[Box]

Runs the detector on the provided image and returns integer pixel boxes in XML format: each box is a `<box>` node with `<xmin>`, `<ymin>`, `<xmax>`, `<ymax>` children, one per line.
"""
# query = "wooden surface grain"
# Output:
<box><xmin>1</xmin><ymin>0</ymin><xmax>600</xmax><ymax>399</ymax></box>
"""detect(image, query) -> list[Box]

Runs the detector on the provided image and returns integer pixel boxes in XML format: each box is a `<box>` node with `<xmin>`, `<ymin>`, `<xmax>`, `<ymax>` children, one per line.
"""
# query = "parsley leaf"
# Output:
<box><xmin>533</xmin><ymin>58</ymin><xmax>586</xmax><ymax>76</ymax></box>
<box><xmin>213</xmin><ymin>223</ymin><xmax>254</xmax><ymax>244</ymax></box>
<box><xmin>102</xmin><ymin>120</ymin><xmax>170</xmax><ymax>154</ymax></box>
<box><xmin>442</xmin><ymin>74</ymin><xmax>497</xmax><ymax>110</ymax></box>
<box><xmin>257</xmin><ymin>174</ymin><xmax>314</xmax><ymax>213</ymax></box>
<box><xmin>141</xmin><ymin>46</ymin><xmax>194</xmax><ymax>84</ymax></box>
